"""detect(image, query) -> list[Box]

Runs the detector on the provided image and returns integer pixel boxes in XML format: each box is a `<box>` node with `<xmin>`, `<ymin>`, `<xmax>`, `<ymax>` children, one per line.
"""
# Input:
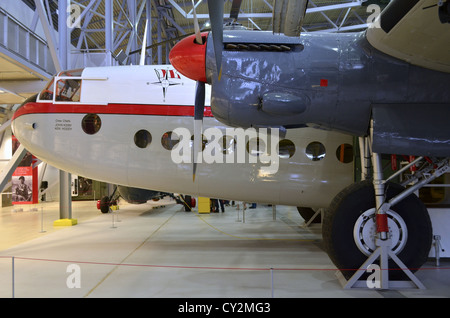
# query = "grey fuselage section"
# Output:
<box><xmin>206</xmin><ymin>30</ymin><xmax>450</xmax><ymax>140</ymax></box>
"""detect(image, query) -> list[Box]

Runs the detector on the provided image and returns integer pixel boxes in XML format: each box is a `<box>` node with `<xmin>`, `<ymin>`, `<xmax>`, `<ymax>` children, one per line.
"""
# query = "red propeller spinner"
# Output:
<box><xmin>169</xmin><ymin>32</ymin><xmax>208</xmax><ymax>83</ymax></box>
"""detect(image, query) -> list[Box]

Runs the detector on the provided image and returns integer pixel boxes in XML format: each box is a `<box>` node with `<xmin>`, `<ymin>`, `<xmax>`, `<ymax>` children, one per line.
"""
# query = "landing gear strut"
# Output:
<box><xmin>98</xmin><ymin>186</ymin><xmax>118</xmax><ymax>213</ymax></box>
<box><xmin>323</xmin><ymin>126</ymin><xmax>450</xmax><ymax>289</ymax></box>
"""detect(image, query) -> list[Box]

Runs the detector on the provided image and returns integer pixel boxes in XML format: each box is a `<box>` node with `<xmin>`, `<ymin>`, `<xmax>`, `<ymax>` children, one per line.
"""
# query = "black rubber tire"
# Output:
<box><xmin>183</xmin><ymin>195</ymin><xmax>192</xmax><ymax>212</ymax></box>
<box><xmin>322</xmin><ymin>180</ymin><xmax>432</xmax><ymax>280</ymax></box>
<box><xmin>297</xmin><ymin>207</ymin><xmax>321</xmax><ymax>223</ymax></box>
<box><xmin>100</xmin><ymin>196</ymin><xmax>110</xmax><ymax>214</ymax></box>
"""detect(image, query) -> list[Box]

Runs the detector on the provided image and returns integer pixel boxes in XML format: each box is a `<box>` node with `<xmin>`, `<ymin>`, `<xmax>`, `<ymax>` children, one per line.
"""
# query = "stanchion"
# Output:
<box><xmin>40</xmin><ymin>207</ymin><xmax>46</xmax><ymax>233</ymax></box>
<box><xmin>12</xmin><ymin>256</ymin><xmax>14</xmax><ymax>298</ymax></box>
<box><xmin>115</xmin><ymin>208</ymin><xmax>121</xmax><ymax>223</ymax></box>
<box><xmin>270</xmin><ymin>267</ymin><xmax>274</xmax><ymax>298</ymax></box>
<box><xmin>111</xmin><ymin>209</ymin><xmax>117</xmax><ymax>228</ymax></box>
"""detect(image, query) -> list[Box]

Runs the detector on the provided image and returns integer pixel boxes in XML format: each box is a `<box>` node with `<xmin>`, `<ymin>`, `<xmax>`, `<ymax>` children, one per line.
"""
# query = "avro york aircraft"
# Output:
<box><xmin>11</xmin><ymin>64</ymin><xmax>353</xmax><ymax>224</ymax></box>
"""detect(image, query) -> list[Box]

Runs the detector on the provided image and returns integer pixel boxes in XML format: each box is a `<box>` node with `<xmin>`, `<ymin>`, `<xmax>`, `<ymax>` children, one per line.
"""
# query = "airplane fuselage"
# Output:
<box><xmin>12</xmin><ymin>65</ymin><xmax>354</xmax><ymax>209</ymax></box>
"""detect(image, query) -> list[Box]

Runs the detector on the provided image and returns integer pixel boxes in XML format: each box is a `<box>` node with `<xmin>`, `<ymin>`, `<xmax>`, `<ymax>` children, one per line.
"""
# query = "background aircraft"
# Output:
<box><xmin>98</xmin><ymin>185</ymin><xmax>194</xmax><ymax>214</ymax></box>
<box><xmin>168</xmin><ymin>0</ymin><xmax>449</xmax><ymax>284</ymax></box>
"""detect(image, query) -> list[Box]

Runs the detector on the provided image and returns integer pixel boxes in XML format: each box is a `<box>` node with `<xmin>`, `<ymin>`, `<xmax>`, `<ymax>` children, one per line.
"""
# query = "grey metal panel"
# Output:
<box><xmin>372</xmin><ymin>104</ymin><xmax>450</xmax><ymax>157</ymax></box>
<box><xmin>206</xmin><ymin>27</ymin><xmax>450</xmax><ymax>139</ymax></box>
<box><xmin>207</xmin><ymin>30</ymin><xmax>370</xmax><ymax>135</ymax></box>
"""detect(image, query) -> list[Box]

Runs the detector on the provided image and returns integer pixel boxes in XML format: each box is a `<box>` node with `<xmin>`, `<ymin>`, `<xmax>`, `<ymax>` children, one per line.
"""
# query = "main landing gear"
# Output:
<box><xmin>322</xmin><ymin>134</ymin><xmax>450</xmax><ymax>289</ymax></box>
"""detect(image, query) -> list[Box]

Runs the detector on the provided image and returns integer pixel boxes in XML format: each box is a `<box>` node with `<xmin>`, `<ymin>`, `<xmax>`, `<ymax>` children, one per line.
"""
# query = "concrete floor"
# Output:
<box><xmin>0</xmin><ymin>198</ymin><xmax>449</xmax><ymax>298</ymax></box>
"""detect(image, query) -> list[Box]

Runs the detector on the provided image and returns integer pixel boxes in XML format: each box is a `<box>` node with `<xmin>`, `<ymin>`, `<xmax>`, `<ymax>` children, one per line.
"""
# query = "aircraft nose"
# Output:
<box><xmin>169</xmin><ymin>32</ymin><xmax>208</xmax><ymax>83</ymax></box>
<box><xmin>11</xmin><ymin>94</ymin><xmax>38</xmax><ymax>135</ymax></box>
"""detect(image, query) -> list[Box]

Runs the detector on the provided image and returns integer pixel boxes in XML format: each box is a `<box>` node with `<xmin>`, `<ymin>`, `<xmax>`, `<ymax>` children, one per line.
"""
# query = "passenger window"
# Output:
<box><xmin>336</xmin><ymin>144</ymin><xmax>353</xmax><ymax>163</ymax></box>
<box><xmin>278</xmin><ymin>139</ymin><xmax>295</xmax><ymax>159</ymax></box>
<box><xmin>246</xmin><ymin>138</ymin><xmax>266</xmax><ymax>157</ymax></box>
<box><xmin>82</xmin><ymin>114</ymin><xmax>101</xmax><ymax>135</ymax></box>
<box><xmin>161</xmin><ymin>131</ymin><xmax>180</xmax><ymax>150</ymax></box>
<box><xmin>219</xmin><ymin>135</ymin><xmax>236</xmax><ymax>154</ymax></box>
<box><xmin>305</xmin><ymin>142</ymin><xmax>326</xmax><ymax>161</ymax></box>
<box><xmin>190</xmin><ymin>135</ymin><xmax>208</xmax><ymax>151</ymax></box>
<box><xmin>134</xmin><ymin>130</ymin><xmax>152</xmax><ymax>148</ymax></box>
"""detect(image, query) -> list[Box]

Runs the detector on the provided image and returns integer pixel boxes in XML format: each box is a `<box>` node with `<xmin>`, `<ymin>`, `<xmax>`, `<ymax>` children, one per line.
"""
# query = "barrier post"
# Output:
<box><xmin>12</xmin><ymin>257</ymin><xmax>14</xmax><ymax>298</ymax></box>
<box><xmin>270</xmin><ymin>267</ymin><xmax>274</xmax><ymax>298</ymax></box>
<box><xmin>40</xmin><ymin>207</ymin><xmax>46</xmax><ymax>233</ymax></box>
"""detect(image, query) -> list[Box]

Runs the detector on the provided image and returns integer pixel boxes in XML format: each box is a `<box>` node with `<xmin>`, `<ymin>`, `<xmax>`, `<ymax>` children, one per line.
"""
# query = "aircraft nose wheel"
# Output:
<box><xmin>353</xmin><ymin>208</ymin><xmax>408</xmax><ymax>257</ymax></box>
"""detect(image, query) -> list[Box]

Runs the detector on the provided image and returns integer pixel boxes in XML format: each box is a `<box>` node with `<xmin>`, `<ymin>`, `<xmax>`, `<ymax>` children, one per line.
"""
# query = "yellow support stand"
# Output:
<box><xmin>198</xmin><ymin>197</ymin><xmax>211</xmax><ymax>214</ymax></box>
<box><xmin>53</xmin><ymin>218</ymin><xmax>78</xmax><ymax>226</ymax></box>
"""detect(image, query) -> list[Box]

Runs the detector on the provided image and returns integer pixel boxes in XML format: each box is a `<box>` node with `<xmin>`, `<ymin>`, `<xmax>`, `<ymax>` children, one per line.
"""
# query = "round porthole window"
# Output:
<box><xmin>246</xmin><ymin>138</ymin><xmax>266</xmax><ymax>157</ymax></box>
<box><xmin>336</xmin><ymin>143</ymin><xmax>354</xmax><ymax>163</ymax></box>
<box><xmin>161</xmin><ymin>131</ymin><xmax>180</xmax><ymax>150</ymax></box>
<box><xmin>219</xmin><ymin>135</ymin><xmax>236</xmax><ymax>154</ymax></box>
<box><xmin>305</xmin><ymin>141</ymin><xmax>326</xmax><ymax>161</ymax></box>
<box><xmin>190</xmin><ymin>135</ymin><xmax>208</xmax><ymax>151</ymax></box>
<box><xmin>278</xmin><ymin>139</ymin><xmax>295</xmax><ymax>159</ymax></box>
<box><xmin>81</xmin><ymin>114</ymin><xmax>101</xmax><ymax>135</ymax></box>
<box><xmin>134</xmin><ymin>130</ymin><xmax>152</xmax><ymax>148</ymax></box>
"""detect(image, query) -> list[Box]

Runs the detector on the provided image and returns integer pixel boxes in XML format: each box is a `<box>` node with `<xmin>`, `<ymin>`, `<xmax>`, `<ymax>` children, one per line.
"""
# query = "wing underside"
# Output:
<box><xmin>366</xmin><ymin>0</ymin><xmax>450</xmax><ymax>73</ymax></box>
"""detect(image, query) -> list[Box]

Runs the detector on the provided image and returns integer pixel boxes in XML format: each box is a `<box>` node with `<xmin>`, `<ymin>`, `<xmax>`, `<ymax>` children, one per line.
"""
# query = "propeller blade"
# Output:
<box><xmin>192</xmin><ymin>0</ymin><xmax>203</xmax><ymax>44</ymax></box>
<box><xmin>229</xmin><ymin>0</ymin><xmax>243</xmax><ymax>21</ymax></box>
<box><xmin>207</xmin><ymin>0</ymin><xmax>224</xmax><ymax>80</ymax></box>
<box><xmin>139</xmin><ymin>19</ymin><xmax>149</xmax><ymax>66</ymax></box>
<box><xmin>193</xmin><ymin>81</ymin><xmax>205</xmax><ymax>181</ymax></box>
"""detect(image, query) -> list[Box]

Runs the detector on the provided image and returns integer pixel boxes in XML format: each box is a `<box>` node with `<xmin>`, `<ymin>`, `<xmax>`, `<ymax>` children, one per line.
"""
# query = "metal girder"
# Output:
<box><xmin>34</xmin><ymin>0</ymin><xmax>61</xmax><ymax>72</ymax></box>
<box><xmin>171</xmin><ymin>0</ymin><xmax>366</xmax><ymax>19</ymax></box>
<box><xmin>168</xmin><ymin>0</ymin><xmax>372</xmax><ymax>33</ymax></box>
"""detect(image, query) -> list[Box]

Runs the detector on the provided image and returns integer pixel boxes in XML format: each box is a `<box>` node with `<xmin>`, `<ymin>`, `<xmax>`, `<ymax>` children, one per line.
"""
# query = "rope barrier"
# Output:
<box><xmin>0</xmin><ymin>255</ymin><xmax>448</xmax><ymax>272</ymax></box>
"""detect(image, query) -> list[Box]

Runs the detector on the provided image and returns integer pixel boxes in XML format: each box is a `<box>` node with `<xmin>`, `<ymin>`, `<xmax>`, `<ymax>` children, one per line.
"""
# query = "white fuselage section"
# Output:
<box><xmin>12</xmin><ymin>65</ymin><xmax>354</xmax><ymax>208</ymax></box>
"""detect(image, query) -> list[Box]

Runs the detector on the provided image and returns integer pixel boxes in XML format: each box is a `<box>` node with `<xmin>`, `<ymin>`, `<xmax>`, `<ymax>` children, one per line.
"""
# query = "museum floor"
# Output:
<box><xmin>0</xmin><ymin>198</ymin><xmax>449</xmax><ymax>298</ymax></box>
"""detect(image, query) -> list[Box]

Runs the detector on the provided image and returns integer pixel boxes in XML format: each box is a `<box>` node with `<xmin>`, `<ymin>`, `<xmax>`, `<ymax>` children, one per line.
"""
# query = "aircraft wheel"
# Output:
<box><xmin>322</xmin><ymin>180</ymin><xmax>432</xmax><ymax>280</ymax></box>
<box><xmin>183</xmin><ymin>195</ymin><xmax>192</xmax><ymax>212</ymax></box>
<box><xmin>297</xmin><ymin>207</ymin><xmax>321</xmax><ymax>223</ymax></box>
<box><xmin>99</xmin><ymin>196</ymin><xmax>110</xmax><ymax>214</ymax></box>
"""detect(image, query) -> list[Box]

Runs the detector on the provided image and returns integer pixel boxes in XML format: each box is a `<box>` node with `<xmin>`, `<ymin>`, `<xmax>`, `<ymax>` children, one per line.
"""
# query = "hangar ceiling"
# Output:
<box><xmin>66</xmin><ymin>0</ymin><xmax>389</xmax><ymax>64</ymax></box>
<box><xmin>0</xmin><ymin>0</ymin><xmax>390</xmax><ymax>107</ymax></box>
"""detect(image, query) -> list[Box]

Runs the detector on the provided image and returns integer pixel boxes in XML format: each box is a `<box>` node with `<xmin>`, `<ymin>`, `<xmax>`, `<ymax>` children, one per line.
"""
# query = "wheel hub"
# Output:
<box><xmin>353</xmin><ymin>208</ymin><xmax>408</xmax><ymax>256</ymax></box>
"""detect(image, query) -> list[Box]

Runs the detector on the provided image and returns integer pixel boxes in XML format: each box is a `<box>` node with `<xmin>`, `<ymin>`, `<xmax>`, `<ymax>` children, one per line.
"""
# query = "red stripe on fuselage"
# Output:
<box><xmin>12</xmin><ymin>102</ymin><xmax>213</xmax><ymax>120</ymax></box>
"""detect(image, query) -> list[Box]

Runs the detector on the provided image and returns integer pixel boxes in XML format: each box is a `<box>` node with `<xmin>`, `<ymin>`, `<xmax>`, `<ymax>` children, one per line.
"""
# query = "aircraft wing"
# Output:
<box><xmin>366</xmin><ymin>0</ymin><xmax>450</xmax><ymax>73</ymax></box>
<box><xmin>272</xmin><ymin>0</ymin><xmax>309</xmax><ymax>37</ymax></box>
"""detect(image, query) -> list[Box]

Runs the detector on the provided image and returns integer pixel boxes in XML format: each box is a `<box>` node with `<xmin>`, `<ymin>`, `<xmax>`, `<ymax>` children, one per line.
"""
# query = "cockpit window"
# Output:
<box><xmin>38</xmin><ymin>68</ymin><xmax>84</xmax><ymax>102</ymax></box>
<box><xmin>58</xmin><ymin>69</ymin><xmax>83</xmax><ymax>77</ymax></box>
<box><xmin>39</xmin><ymin>77</ymin><xmax>55</xmax><ymax>101</ymax></box>
<box><xmin>56</xmin><ymin>78</ymin><xmax>81</xmax><ymax>102</ymax></box>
